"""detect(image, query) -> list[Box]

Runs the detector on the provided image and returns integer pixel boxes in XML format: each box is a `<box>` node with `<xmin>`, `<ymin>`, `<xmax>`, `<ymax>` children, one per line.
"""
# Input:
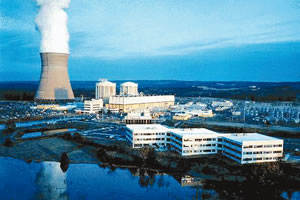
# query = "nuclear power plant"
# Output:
<box><xmin>35</xmin><ymin>53</ymin><xmax>74</xmax><ymax>100</ymax></box>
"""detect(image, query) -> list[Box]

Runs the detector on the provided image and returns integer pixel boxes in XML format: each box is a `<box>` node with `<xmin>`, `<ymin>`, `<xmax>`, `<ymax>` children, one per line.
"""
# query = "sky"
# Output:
<box><xmin>0</xmin><ymin>0</ymin><xmax>300</xmax><ymax>81</ymax></box>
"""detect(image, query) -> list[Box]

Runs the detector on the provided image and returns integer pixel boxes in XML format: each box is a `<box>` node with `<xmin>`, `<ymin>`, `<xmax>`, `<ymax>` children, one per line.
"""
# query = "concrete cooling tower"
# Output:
<box><xmin>35</xmin><ymin>53</ymin><xmax>74</xmax><ymax>100</ymax></box>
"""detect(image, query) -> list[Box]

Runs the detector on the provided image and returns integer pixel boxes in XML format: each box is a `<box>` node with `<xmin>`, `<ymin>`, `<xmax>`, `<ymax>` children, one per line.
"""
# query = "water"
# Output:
<box><xmin>15</xmin><ymin>117</ymin><xmax>83</xmax><ymax>128</ymax></box>
<box><xmin>0</xmin><ymin>124</ymin><xmax>6</xmax><ymax>130</ymax></box>
<box><xmin>21</xmin><ymin>128</ymin><xmax>77</xmax><ymax>139</ymax></box>
<box><xmin>0</xmin><ymin>157</ymin><xmax>215</xmax><ymax>200</ymax></box>
<box><xmin>15</xmin><ymin>119</ymin><xmax>58</xmax><ymax>128</ymax></box>
<box><xmin>21</xmin><ymin>132</ymin><xmax>42</xmax><ymax>139</ymax></box>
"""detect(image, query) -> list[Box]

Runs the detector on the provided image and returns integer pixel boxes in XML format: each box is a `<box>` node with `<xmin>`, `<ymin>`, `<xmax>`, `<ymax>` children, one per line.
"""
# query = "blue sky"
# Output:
<box><xmin>0</xmin><ymin>0</ymin><xmax>300</xmax><ymax>81</ymax></box>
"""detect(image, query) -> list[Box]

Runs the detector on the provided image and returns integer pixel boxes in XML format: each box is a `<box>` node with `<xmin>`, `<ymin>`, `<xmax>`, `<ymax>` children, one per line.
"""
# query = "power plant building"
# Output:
<box><xmin>83</xmin><ymin>99</ymin><xmax>103</xmax><ymax>114</ymax></box>
<box><xmin>126</xmin><ymin>124</ymin><xmax>284</xmax><ymax>164</ymax></box>
<box><xmin>95</xmin><ymin>79</ymin><xmax>116</xmax><ymax>101</ymax></box>
<box><xmin>120</xmin><ymin>82</ymin><xmax>139</xmax><ymax>96</ymax></box>
<box><xmin>106</xmin><ymin>95</ymin><xmax>175</xmax><ymax>113</ymax></box>
<box><xmin>35</xmin><ymin>53</ymin><xmax>74</xmax><ymax>100</ymax></box>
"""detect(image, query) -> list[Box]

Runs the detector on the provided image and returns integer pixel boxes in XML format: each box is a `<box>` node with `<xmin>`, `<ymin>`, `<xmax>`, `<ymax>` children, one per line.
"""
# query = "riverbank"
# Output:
<box><xmin>0</xmin><ymin>132</ymin><xmax>300</xmax><ymax>199</ymax></box>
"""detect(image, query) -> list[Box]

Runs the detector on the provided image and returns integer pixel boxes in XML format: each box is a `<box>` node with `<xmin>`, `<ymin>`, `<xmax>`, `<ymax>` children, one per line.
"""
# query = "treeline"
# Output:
<box><xmin>140</xmin><ymin>87</ymin><xmax>298</xmax><ymax>102</ymax></box>
<box><xmin>2</xmin><ymin>91</ymin><xmax>34</xmax><ymax>101</ymax></box>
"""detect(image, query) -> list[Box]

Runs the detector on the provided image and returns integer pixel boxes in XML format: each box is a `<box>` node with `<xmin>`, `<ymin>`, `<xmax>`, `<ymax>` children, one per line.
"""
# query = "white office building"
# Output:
<box><xmin>126</xmin><ymin>124</ymin><xmax>170</xmax><ymax>150</ymax></box>
<box><xmin>95</xmin><ymin>79</ymin><xmax>116</xmax><ymax>101</ymax></box>
<box><xmin>120</xmin><ymin>82</ymin><xmax>139</xmax><ymax>96</ymax></box>
<box><xmin>125</xmin><ymin>124</ymin><xmax>284</xmax><ymax>164</ymax></box>
<box><xmin>169</xmin><ymin>128</ymin><xmax>220</xmax><ymax>156</ymax></box>
<box><xmin>221</xmin><ymin>133</ymin><xmax>283</xmax><ymax>164</ymax></box>
<box><xmin>83</xmin><ymin>99</ymin><xmax>103</xmax><ymax>114</ymax></box>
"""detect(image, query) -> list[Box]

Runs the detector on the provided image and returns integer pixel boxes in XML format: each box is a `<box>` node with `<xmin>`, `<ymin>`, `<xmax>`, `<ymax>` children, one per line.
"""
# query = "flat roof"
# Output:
<box><xmin>126</xmin><ymin>124</ymin><xmax>169</xmax><ymax>132</ymax></box>
<box><xmin>170</xmin><ymin>128</ymin><xmax>219</xmax><ymax>137</ymax></box>
<box><xmin>221</xmin><ymin>133</ymin><xmax>282</xmax><ymax>143</ymax></box>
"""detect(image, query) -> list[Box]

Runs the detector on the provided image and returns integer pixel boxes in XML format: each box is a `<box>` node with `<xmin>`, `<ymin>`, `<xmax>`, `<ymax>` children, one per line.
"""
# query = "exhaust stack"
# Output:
<box><xmin>35</xmin><ymin>52</ymin><xmax>74</xmax><ymax>100</ymax></box>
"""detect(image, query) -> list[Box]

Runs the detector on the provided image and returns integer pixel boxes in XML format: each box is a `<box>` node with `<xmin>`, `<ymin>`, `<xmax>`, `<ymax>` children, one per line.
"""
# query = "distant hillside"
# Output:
<box><xmin>0</xmin><ymin>81</ymin><xmax>299</xmax><ymax>102</ymax></box>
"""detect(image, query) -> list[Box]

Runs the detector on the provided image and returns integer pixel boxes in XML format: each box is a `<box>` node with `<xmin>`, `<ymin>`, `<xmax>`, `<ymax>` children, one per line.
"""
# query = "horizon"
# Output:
<box><xmin>1</xmin><ymin>80</ymin><xmax>300</xmax><ymax>84</ymax></box>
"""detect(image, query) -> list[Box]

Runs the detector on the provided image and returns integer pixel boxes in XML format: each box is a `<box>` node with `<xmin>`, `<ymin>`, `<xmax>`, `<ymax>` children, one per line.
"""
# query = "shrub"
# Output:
<box><xmin>3</xmin><ymin>138</ymin><xmax>13</xmax><ymax>147</ymax></box>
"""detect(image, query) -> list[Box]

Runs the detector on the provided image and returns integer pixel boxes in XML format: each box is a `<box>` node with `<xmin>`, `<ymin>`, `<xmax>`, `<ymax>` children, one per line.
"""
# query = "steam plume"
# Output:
<box><xmin>35</xmin><ymin>0</ymin><xmax>70</xmax><ymax>53</ymax></box>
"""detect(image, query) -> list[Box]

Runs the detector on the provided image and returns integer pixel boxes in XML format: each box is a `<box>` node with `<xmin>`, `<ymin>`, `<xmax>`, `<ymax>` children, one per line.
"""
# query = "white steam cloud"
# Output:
<box><xmin>35</xmin><ymin>0</ymin><xmax>70</xmax><ymax>53</ymax></box>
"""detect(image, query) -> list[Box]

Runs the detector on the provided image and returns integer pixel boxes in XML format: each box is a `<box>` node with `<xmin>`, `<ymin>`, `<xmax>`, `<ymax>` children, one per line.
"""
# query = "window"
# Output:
<box><xmin>264</xmin><ymin>151</ymin><xmax>272</xmax><ymax>154</ymax></box>
<box><xmin>243</xmin><ymin>158</ymin><xmax>252</xmax><ymax>161</ymax></box>
<box><xmin>263</xmin><ymin>157</ymin><xmax>272</xmax><ymax>160</ymax></box>
<box><xmin>243</xmin><ymin>152</ymin><xmax>252</xmax><ymax>155</ymax></box>
<box><xmin>254</xmin><ymin>145</ymin><xmax>263</xmax><ymax>148</ymax></box>
<box><xmin>243</xmin><ymin>145</ymin><xmax>253</xmax><ymax>149</ymax></box>
<box><xmin>264</xmin><ymin>145</ymin><xmax>272</xmax><ymax>148</ymax></box>
<box><xmin>273</xmin><ymin>144</ymin><xmax>282</xmax><ymax>147</ymax></box>
<box><xmin>195</xmin><ymin>139</ymin><xmax>202</xmax><ymax>142</ymax></box>
<box><xmin>273</xmin><ymin>151</ymin><xmax>282</xmax><ymax>154</ymax></box>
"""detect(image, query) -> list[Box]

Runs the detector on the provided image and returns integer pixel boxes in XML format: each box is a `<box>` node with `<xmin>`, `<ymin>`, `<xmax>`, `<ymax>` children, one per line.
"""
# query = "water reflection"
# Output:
<box><xmin>34</xmin><ymin>162</ymin><xmax>69</xmax><ymax>200</ymax></box>
<box><xmin>2</xmin><ymin>157</ymin><xmax>297</xmax><ymax>200</ymax></box>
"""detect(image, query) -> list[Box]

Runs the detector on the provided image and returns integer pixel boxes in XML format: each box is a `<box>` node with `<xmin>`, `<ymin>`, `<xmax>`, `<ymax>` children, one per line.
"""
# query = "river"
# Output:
<box><xmin>0</xmin><ymin>157</ymin><xmax>216</xmax><ymax>200</ymax></box>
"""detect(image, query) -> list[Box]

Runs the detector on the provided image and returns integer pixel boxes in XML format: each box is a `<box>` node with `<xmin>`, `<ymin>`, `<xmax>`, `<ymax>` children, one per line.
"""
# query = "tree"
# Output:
<box><xmin>60</xmin><ymin>152</ymin><xmax>69</xmax><ymax>172</ymax></box>
<box><xmin>3</xmin><ymin>138</ymin><xmax>13</xmax><ymax>147</ymax></box>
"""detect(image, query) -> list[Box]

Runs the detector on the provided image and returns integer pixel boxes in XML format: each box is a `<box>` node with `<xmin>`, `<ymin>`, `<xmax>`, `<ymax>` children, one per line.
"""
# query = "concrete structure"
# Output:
<box><xmin>120</xmin><ymin>82</ymin><xmax>139</xmax><ymax>96</ymax></box>
<box><xmin>83</xmin><ymin>99</ymin><xmax>103</xmax><ymax>114</ymax></box>
<box><xmin>169</xmin><ymin>128</ymin><xmax>220</xmax><ymax>156</ymax></box>
<box><xmin>186</xmin><ymin>109</ymin><xmax>214</xmax><ymax>117</ymax></box>
<box><xmin>35</xmin><ymin>53</ymin><xmax>74</xmax><ymax>100</ymax></box>
<box><xmin>173</xmin><ymin>113</ymin><xmax>192</xmax><ymax>121</ymax></box>
<box><xmin>211</xmin><ymin>100</ymin><xmax>233</xmax><ymax>108</ymax></box>
<box><xmin>126</xmin><ymin>124</ymin><xmax>170</xmax><ymax>150</ymax></box>
<box><xmin>123</xmin><ymin>110</ymin><xmax>155</xmax><ymax>124</ymax></box>
<box><xmin>107</xmin><ymin>95</ymin><xmax>175</xmax><ymax>113</ymax></box>
<box><xmin>221</xmin><ymin>133</ymin><xmax>283</xmax><ymax>164</ymax></box>
<box><xmin>125</xmin><ymin>124</ymin><xmax>284</xmax><ymax>164</ymax></box>
<box><xmin>95</xmin><ymin>79</ymin><xmax>116</xmax><ymax>101</ymax></box>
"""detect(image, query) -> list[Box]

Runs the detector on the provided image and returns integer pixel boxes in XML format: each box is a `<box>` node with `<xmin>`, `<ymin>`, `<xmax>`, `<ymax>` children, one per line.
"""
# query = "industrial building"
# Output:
<box><xmin>82</xmin><ymin>99</ymin><xmax>103</xmax><ymax>114</ymax></box>
<box><xmin>120</xmin><ymin>82</ymin><xmax>139</xmax><ymax>96</ymax></box>
<box><xmin>125</xmin><ymin>124</ymin><xmax>284</xmax><ymax>164</ymax></box>
<box><xmin>123</xmin><ymin>110</ymin><xmax>155</xmax><ymax>124</ymax></box>
<box><xmin>107</xmin><ymin>95</ymin><xmax>175</xmax><ymax>113</ymax></box>
<box><xmin>35</xmin><ymin>53</ymin><xmax>74</xmax><ymax>100</ymax></box>
<box><xmin>173</xmin><ymin>113</ymin><xmax>192</xmax><ymax>121</ymax></box>
<box><xmin>95</xmin><ymin>79</ymin><xmax>116</xmax><ymax>101</ymax></box>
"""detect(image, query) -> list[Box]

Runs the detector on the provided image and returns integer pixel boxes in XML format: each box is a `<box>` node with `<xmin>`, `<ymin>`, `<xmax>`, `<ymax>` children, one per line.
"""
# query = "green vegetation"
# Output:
<box><xmin>2</xmin><ymin>121</ymin><xmax>16</xmax><ymax>135</ymax></box>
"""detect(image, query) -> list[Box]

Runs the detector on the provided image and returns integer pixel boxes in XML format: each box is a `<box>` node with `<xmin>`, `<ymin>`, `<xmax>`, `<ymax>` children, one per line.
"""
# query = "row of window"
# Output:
<box><xmin>243</xmin><ymin>157</ymin><xmax>280</xmax><ymax>161</ymax></box>
<box><xmin>172</xmin><ymin>140</ymin><xmax>182</xmax><ymax>147</ymax></box>
<box><xmin>243</xmin><ymin>151</ymin><xmax>282</xmax><ymax>155</ymax></box>
<box><xmin>223</xmin><ymin>151</ymin><xmax>241</xmax><ymax>161</ymax></box>
<box><xmin>193</xmin><ymin>138</ymin><xmax>217</xmax><ymax>142</ymax></box>
<box><xmin>243</xmin><ymin>144</ymin><xmax>282</xmax><ymax>149</ymax></box>
<box><xmin>135</xmin><ymin>138</ymin><xmax>165</xmax><ymax>141</ymax></box>
<box><xmin>223</xmin><ymin>139</ymin><xmax>242</xmax><ymax>148</ymax></box>
<box><xmin>223</xmin><ymin>144</ymin><xmax>242</xmax><ymax>155</ymax></box>
<box><xmin>183</xmin><ymin>144</ymin><xmax>217</xmax><ymax>148</ymax></box>
<box><xmin>183</xmin><ymin>149</ymin><xmax>216</xmax><ymax>153</ymax></box>
<box><xmin>134</xmin><ymin>132</ymin><xmax>166</xmax><ymax>136</ymax></box>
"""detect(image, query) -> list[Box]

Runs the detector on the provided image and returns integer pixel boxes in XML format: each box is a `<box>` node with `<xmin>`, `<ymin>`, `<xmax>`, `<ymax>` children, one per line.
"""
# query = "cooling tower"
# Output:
<box><xmin>35</xmin><ymin>53</ymin><xmax>74</xmax><ymax>100</ymax></box>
